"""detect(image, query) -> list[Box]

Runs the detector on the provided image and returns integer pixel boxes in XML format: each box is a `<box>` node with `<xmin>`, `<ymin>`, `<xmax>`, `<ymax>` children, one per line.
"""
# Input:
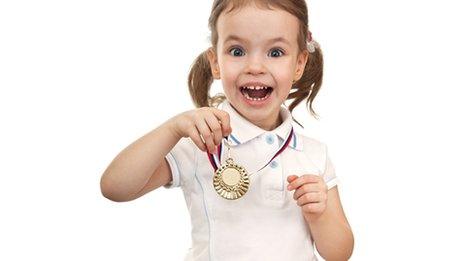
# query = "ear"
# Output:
<box><xmin>294</xmin><ymin>50</ymin><xmax>309</xmax><ymax>82</ymax></box>
<box><xmin>206</xmin><ymin>47</ymin><xmax>221</xmax><ymax>80</ymax></box>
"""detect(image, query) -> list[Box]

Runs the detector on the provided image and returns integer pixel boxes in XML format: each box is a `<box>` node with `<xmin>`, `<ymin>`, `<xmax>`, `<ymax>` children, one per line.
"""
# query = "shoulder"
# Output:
<box><xmin>169</xmin><ymin>137</ymin><xmax>199</xmax><ymax>163</ymax></box>
<box><xmin>293</xmin><ymin>129</ymin><xmax>329</xmax><ymax>170</ymax></box>
<box><xmin>293</xmin><ymin>129</ymin><xmax>328</xmax><ymax>154</ymax></box>
<box><xmin>164</xmin><ymin>137</ymin><xmax>199</xmax><ymax>188</ymax></box>
<box><xmin>172</xmin><ymin>136</ymin><xmax>194</xmax><ymax>150</ymax></box>
<box><xmin>176</xmin><ymin>136</ymin><xmax>197</xmax><ymax>149</ymax></box>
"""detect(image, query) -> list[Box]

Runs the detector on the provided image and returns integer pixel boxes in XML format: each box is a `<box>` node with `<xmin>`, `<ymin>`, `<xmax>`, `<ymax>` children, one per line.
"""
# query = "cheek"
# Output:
<box><xmin>277</xmin><ymin>70</ymin><xmax>294</xmax><ymax>83</ymax></box>
<box><xmin>268</xmin><ymin>59</ymin><xmax>296</xmax><ymax>82</ymax></box>
<box><xmin>219</xmin><ymin>60</ymin><xmax>241</xmax><ymax>87</ymax></box>
<box><xmin>270</xmin><ymin>67</ymin><xmax>294</xmax><ymax>85</ymax></box>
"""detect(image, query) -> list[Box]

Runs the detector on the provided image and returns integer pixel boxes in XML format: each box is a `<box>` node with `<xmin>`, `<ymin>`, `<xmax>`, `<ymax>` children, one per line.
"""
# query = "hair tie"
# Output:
<box><xmin>306</xmin><ymin>30</ymin><xmax>320</xmax><ymax>53</ymax></box>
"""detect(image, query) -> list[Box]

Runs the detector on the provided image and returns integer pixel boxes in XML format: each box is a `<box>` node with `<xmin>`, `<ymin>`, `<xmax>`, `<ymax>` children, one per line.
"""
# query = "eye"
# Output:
<box><xmin>269</xmin><ymin>48</ymin><xmax>284</xmax><ymax>57</ymax></box>
<box><xmin>229</xmin><ymin>47</ymin><xmax>245</xmax><ymax>57</ymax></box>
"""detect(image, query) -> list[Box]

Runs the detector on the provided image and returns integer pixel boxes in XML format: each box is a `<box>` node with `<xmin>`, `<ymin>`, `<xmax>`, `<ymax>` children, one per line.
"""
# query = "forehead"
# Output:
<box><xmin>216</xmin><ymin>4</ymin><xmax>300</xmax><ymax>45</ymax></box>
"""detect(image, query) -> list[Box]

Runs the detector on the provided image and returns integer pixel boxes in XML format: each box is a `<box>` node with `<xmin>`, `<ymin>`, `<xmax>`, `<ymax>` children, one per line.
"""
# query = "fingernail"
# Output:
<box><xmin>287</xmin><ymin>185</ymin><xmax>291</xmax><ymax>190</ymax></box>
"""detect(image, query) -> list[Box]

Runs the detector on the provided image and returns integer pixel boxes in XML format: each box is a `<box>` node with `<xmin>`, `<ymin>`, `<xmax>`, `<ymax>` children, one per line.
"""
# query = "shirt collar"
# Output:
<box><xmin>218</xmin><ymin>99</ymin><xmax>303</xmax><ymax>151</ymax></box>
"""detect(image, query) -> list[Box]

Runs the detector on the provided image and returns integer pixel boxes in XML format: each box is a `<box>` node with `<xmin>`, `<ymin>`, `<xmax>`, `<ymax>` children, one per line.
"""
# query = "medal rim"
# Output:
<box><xmin>213</xmin><ymin>159</ymin><xmax>249</xmax><ymax>200</ymax></box>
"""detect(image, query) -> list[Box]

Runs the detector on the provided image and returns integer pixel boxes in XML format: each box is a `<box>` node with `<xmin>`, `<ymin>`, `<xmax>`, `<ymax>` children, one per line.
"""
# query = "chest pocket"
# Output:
<box><xmin>259</xmin><ymin>149</ymin><xmax>322</xmax><ymax>204</ymax></box>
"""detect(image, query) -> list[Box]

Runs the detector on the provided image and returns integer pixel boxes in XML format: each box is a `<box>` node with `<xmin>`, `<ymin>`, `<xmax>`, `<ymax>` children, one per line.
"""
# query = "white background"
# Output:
<box><xmin>1</xmin><ymin>0</ymin><xmax>463</xmax><ymax>260</ymax></box>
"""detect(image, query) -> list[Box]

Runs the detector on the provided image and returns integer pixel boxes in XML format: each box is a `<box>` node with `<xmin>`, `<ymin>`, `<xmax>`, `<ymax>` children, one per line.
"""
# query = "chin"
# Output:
<box><xmin>230</xmin><ymin>94</ymin><xmax>281</xmax><ymax>127</ymax></box>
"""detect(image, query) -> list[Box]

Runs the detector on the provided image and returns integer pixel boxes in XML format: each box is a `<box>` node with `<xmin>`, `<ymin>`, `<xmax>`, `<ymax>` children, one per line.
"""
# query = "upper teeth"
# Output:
<box><xmin>243</xmin><ymin>86</ymin><xmax>269</xmax><ymax>90</ymax></box>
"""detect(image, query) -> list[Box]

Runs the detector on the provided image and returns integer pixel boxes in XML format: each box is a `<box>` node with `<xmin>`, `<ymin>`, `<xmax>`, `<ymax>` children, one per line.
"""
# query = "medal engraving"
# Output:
<box><xmin>213</xmin><ymin>158</ymin><xmax>249</xmax><ymax>200</ymax></box>
<box><xmin>221</xmin><ymin>168</ymin><xmax>241</xmax><ymax>186</ymax></box>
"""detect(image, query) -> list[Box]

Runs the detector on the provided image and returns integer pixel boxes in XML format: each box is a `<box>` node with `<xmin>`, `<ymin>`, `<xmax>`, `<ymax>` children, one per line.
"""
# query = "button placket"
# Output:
<box><xmin>264</xmin><ymin>159</ymin><xmax>284</xmax><ymax>202</ymax></box>
<box><xmin>259</xmin><ymin>133</ymin><xmax>286</xmax><ymax>201</ymax></box>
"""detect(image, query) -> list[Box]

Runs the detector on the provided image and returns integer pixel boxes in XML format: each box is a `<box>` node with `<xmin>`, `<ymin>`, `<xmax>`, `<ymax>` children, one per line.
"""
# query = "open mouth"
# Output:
<box><xmin>239</xmin><ymin>86</ymin><xmax>273</xmax><ymax>101</ymax></box>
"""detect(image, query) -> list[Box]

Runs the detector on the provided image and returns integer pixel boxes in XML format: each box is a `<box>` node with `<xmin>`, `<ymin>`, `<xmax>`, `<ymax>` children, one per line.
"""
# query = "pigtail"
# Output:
<box><xmin>188</xmin><ymin>50</ymin><xmax>227</xmax><ymax>108</ymax></box>
<box><xmin>288</xmin><ymin>43</ymin><xmax>324</xmax><ymax>122</ymax></box>
<box><xmin>188</xmin><ymin>51</ymin><xmax>213</xmax><ymax>108</ymax></box>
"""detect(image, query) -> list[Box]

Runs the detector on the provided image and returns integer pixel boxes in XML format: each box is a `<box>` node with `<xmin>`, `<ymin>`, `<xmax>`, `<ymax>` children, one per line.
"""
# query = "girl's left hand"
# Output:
<box><xmin>287</xmin><ymin>174</ymin><xmax>328</xmax><ymax>221</ymax></box>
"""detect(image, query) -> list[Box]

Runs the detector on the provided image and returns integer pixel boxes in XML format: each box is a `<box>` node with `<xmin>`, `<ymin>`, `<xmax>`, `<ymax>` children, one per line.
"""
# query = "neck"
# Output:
<box><xmin>228</xmin><ymin>101</ymin><xmax>283</xmax><ymax>131</ymax></box>
<box><xmin>254</xmin><ymin>111</ymin><xmax>282</xmax><ymax>131</ymax></box>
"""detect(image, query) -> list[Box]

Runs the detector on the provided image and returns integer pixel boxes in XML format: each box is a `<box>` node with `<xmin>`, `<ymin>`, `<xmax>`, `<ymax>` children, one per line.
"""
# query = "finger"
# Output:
<box><xmin>287</xmin><ymin>175</ymin><xmax>299</xmax><ymax>183</ymax></box>
<box><xmin>204</xmin><ymin>114</ymin><xmax>222</xmax><ymax>146</ymax></box>
<box><xmin>196</xmin><ymin>118</ymin><xmax>216</xmax><ymax>154</ymax></box>
<box><xmin>189</xmin><ymin>126</ymin><xmax>207</xmax><ymax>152</ymax></box>
<box><xmin>287</xmin><ymin>174</ymin><xmax>320</xmax><ymax>190</ymax></box>
<box><xmin>302</xmin><ymin>202</ymin><xmax>325</xmax><ymax>213</ymax></box>
<box><xmin>211</xmin><ymin>108</ymin><xmax>232</xmax><ymax>137</ymax></box>
<box><xmin>296</xmin><ymin>192</ymin><xmax>322</xmax><ymax>206</ymax></box>
<box><xmin>292</xmin><ymin>184</ymin><xmax>321</xmax><ymax>200</ymax></box>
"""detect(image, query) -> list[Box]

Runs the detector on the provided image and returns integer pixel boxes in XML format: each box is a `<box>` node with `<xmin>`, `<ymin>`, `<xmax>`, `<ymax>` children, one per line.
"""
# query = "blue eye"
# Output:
<box><xmin>229</xmin><ymin>47</ymin><xmax>245</xmax><ymax>57</ymax></box>
<box><xmin>269</xmin><ymin>48</ymin><xmax>284</xmax><ymax>57</ymax></box>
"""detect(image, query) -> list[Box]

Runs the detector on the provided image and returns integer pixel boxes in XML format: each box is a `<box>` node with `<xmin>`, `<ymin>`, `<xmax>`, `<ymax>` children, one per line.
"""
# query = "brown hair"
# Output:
<box><xmin>188</xmin><ymin>0</ymin><xmax>324</xmax><ymax>126</ymax></box>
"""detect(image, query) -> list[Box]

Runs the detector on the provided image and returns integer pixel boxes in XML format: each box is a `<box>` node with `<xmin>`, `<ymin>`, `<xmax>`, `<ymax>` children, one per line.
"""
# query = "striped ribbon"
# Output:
<box><xmin>207</xmin><ymin>127</ymin><xmax>294</xmax><ymax>175</ymax></box>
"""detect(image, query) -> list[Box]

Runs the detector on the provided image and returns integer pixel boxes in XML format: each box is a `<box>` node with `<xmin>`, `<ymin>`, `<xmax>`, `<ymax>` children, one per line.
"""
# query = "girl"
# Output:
<box><xmin>100</xmin><ymin>0</ymin><xmax>354</xmax><ymax>260</ymax></box>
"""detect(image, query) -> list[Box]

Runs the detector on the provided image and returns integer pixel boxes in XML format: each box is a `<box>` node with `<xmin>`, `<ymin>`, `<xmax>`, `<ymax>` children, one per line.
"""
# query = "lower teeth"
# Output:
<box><xmin>243</xmin><ymin>91</ymin><xmax>270</xmax><ymax>101</ymax></box>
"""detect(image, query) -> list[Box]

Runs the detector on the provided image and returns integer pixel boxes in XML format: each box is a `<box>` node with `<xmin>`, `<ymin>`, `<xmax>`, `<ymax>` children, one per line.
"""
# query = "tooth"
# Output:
<box><xmin>244</xmin><ymin>85</ymin><xmax>271</xmax><ymax>90</ymax></box>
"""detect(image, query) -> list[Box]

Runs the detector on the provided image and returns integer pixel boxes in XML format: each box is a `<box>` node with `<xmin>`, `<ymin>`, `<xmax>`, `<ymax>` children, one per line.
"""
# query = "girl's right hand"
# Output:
<box><xmin>168</xmin><ymin>107</ymin><xmax>232</xmax><ymax>154</ymax></box>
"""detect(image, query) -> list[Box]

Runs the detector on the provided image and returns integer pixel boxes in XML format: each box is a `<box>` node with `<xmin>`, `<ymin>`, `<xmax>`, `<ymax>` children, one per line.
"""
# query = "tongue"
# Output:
<box><xmin>245</xmin><ymin>88</ymin><xmax>269</xmax><ymax>98</ymax></box>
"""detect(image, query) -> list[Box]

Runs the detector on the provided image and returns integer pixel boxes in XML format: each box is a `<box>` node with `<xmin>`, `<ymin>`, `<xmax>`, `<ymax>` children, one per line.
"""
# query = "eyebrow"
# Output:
<box><xmin>224</xmin><ymin>35</ymin><xmax>291</xmax><ymax>45</ymax></box>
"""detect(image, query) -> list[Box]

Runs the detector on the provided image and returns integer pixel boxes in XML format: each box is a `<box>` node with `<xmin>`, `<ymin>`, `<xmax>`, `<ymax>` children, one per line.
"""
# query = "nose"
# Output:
<box><xmin>244</xmin><ymin>54</ymin><xmax>266</xmax><ymax>75</ymax></box>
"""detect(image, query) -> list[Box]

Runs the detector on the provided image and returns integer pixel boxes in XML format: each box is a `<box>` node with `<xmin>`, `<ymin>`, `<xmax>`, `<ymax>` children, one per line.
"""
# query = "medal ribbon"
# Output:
<box><xmin>206</xmin><ymin>139</ymin><xmax>223</xmax><ymax>172</ymax></box>
<box><xmin>206</xmin><ymin>127</ymin><xmax>294</xmax><ymax>173</ymax></box>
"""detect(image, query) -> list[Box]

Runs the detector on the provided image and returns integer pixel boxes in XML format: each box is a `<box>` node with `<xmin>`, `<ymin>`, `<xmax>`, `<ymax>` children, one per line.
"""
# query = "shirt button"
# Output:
<box><xmin>265</xmin><ymin>134</ymin><xmax>275</xmax><ymax>144</ymax></box>
<box><xmin>270</xmin><ymin>160</ymin><xmax>278</xmax><ymax>169</ymax></box>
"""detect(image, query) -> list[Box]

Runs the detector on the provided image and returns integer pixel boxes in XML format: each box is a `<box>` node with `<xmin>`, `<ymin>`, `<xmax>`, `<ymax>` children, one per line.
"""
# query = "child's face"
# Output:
<box><xmin>207</xmin><ymin>4</ymin><xmax>308</xmax><ymax>130</ymax></box>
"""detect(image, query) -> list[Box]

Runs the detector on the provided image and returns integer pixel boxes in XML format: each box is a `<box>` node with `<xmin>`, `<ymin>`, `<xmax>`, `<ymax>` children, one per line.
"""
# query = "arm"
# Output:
<box><xmin>306</xmin><ymin>187</ymin><xmax>354</xmax><ymax>261</ymax></box>
<box><xmin>100</xmin><ymin>118</ymin><xmax>181</xmax><ymax>202</ymax></box>
<box><xmin>100</xmin><ymin>107</ymin><xmax>232</xmax><ymax>202</ymax></box>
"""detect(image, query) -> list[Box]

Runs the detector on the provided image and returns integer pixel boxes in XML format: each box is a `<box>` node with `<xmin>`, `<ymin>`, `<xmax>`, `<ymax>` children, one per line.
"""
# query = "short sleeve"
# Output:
<box><xmin>323</xmin><ymin>144</ymin><xmax>340</xmax><ymax>190</ymax></box>
<box><xmin>163</xmin><ymin>137</ymin><xmax>196</xmax><ymax>189</ymax></box>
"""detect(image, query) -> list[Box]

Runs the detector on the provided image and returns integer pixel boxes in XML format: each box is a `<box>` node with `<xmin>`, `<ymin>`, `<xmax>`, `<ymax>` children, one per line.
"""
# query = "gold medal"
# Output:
<box><xmin>213</xmin><ymin>157</ymin><xmax>249</xmax><ymax>200</ymax></box>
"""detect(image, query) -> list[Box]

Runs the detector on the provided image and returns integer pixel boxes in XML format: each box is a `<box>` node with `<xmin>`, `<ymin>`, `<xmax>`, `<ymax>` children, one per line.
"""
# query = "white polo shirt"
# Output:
<box><xmin>164</xmin><ymin>99</ymin><xmax>339</xmax><ymax>261</ymax></box>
